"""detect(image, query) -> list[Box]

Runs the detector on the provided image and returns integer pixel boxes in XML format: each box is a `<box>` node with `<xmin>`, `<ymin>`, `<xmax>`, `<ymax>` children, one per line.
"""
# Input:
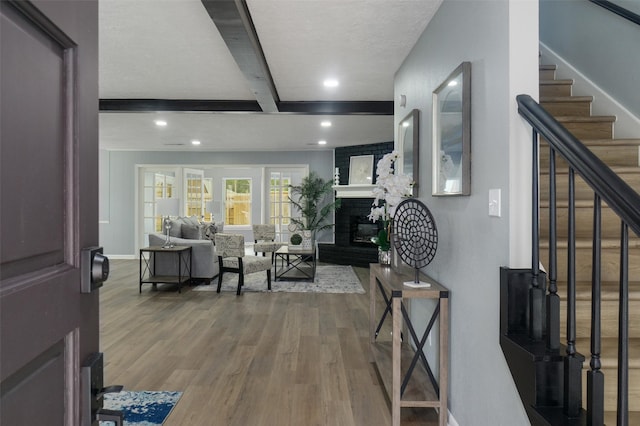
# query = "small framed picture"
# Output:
<box><xmin>348</xmin><ymin>155</ymin><xmax>374</xmax><ymax>185</ymax></box>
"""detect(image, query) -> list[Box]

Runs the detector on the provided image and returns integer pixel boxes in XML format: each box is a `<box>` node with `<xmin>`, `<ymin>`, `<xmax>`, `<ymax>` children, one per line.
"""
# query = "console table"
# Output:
<box><xmin>139</xmin><ymin>245</ymin><xmax>192</xmax><ymax>293</ymax></box>
<box><xmin>369</xmin><ymin>264</ymin><xmax>449</xmax><ymax>426</ymax></box>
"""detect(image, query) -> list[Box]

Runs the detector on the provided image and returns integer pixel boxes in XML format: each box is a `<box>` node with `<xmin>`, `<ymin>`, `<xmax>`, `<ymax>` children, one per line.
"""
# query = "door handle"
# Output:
<box><xmin>82</xmin><ymin>353</ymin><xmax>124</xmax><ymax>426</ymax></box>
<box><xmin>81</xmin><ymin>246</ymin><xmax>109</xmax><ymax>293</ymax></box>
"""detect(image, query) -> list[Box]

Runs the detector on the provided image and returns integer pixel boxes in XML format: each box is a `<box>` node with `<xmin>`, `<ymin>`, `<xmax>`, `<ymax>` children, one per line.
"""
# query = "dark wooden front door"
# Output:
<box><xmin>1</xmin><ymin>1</ymin><xmax>99</xmax><ymax>424</ymax></box>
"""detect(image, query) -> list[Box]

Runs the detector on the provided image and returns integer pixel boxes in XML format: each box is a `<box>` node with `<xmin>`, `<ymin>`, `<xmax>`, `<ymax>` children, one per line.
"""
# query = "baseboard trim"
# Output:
<box><xmin>540</xmin><ymin>42</ymin><xmax>640</xmax><ymax>139</ymax></box>
<box><xmin>105</xmin><ymin>254</ymin><xmax>136</xmax><ymax>260</ymax></box>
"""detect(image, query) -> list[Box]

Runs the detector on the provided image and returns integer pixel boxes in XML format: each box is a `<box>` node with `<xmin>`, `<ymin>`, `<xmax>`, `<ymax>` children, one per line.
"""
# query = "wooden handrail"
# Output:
<box><xmin>516</xmin><ymin>94</ymin><xmax>640</xmax><ymax>237</ymax></box>
<box><xmin>589</xmin><ymin>0</ymin><xmax>640</xmax><ymax>26</ymax></box>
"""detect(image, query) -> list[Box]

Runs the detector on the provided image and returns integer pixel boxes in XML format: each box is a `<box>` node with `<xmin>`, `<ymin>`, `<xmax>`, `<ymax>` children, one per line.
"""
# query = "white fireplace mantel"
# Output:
<box><xmin>333</xmin><ymin>184</ymin><xmax>375</xmax><ymax>199</ymax></box>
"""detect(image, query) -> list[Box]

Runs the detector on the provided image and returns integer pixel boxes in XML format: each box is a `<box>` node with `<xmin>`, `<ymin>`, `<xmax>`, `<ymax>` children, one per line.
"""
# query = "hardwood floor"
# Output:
<box><xmin>100</xmin><ymin>260</ymin><xmax>439</xmax><ymax>425</ymax></box>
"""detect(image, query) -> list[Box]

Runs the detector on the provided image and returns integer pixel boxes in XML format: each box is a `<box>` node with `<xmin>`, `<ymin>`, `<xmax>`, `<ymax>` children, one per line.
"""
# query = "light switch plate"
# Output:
<box><xmin>489</xmin><ymin>188</ymin><xmax>501</xmax><ymax>217</ymax></box>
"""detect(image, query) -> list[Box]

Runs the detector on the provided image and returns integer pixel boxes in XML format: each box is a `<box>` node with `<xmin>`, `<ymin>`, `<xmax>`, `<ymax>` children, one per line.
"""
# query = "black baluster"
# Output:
<box><xmin>530</xmin><ymin>129</ymin><xmax>544</xmax><ymax>341</ymax></box>
<box><xmin>564</xmin><ymin>167</ymin><xmax>581</xmax><ymax>417</ymax></box>
<box><xmin>587</xmin><ymin>194</ymin><xmax>604</xmax><ymax>426</ymax></box>
<box><xmin>617</xmin><ymin>222</ymin><xmax>629</xmax><ymax>426</ymax></box>
<box><xmin>547</xmin><ymin>146</ymin><xmax>560</xmax><ymax>350</ymax></box>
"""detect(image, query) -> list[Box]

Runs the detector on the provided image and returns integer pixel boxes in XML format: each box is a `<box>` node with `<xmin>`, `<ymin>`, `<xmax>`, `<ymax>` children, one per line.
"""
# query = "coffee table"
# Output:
<box><xmin>274</xmin><ymin>245</ymin><xmax>316</xmax><ymax>282</ymax></box>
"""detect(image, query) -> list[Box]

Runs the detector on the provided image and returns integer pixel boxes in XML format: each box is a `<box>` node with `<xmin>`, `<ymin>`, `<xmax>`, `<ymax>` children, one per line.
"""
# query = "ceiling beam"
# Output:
<box><xmin>99</xmin><ymin>99</ymin><xmax>261</xmax><ymax>112</ymax></box>
<box><xmin>201</xmin><ymin>0</ymin><xmax>279</xmax><ymax>113</ymax></box>
<box><xmin>99</xmin><ymin>99</ymin><xmax>393</xmax><ymax>115</ymax></box>
<box><xmin>278</xmin><ymin>101</ymin><xmax>393</xmax><ymax>115</ymax></box>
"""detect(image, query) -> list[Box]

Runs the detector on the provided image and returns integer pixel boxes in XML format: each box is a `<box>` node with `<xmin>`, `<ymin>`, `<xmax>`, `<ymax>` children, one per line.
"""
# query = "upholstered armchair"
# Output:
<box><xmin>215</xmin><ymin>233</ymin><xmax>272</xmax><ymax>295</ymax></box>
<box><xmin>252</xmin><ymin>224</ymin><xmax>285</xmax><ymax>261</ymax></box>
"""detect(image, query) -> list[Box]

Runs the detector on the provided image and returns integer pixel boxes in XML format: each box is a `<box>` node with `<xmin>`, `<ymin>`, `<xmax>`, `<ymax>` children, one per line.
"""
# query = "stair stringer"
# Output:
<box><xmin>500</xmin><ymin>267</ymin><xmax>587</xmax><ymax>426</ymax></box>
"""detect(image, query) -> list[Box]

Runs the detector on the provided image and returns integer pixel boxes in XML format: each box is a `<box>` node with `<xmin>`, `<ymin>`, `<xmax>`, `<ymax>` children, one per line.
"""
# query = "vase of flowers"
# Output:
<box><xmin>368</xmin><ymin>151</ymin><xmax>414</xmax><ymax>265</ymax></box>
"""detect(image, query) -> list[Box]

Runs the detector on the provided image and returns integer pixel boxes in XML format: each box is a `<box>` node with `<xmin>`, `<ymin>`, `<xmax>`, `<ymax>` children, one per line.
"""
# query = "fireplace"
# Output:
<box><xmin>350</xmin><ymin>216</ymin><xmax>380</xmax><ymax>246</ymax></box>
<box><xmin>318</xmin><ymin>141</ymin><xmax>394</xmax><ymax>267</ymax></box>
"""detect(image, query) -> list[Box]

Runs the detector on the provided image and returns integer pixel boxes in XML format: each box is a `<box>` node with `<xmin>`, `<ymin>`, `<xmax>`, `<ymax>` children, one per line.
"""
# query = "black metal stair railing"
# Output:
<box><xmin>516</xmin><ymin>94</ymin><xmax>640</xmax><ymax>425</ymax></box>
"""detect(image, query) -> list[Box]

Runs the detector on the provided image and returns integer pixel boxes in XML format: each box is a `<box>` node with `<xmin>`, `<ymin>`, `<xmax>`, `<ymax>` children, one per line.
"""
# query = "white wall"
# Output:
<box><xmin>99</xmin><ymin>149</ymin><xmax>333</xmax><ymax>256</ymax></box>
<box><xmin>540</xmin><ymin>0</ymin><xmax>640</xmax><ymax>119</ymax></box>
<box><xmin>394</xmin><ymin>0</ymin><xmax>537</xmax><ymax>424</ymax></box>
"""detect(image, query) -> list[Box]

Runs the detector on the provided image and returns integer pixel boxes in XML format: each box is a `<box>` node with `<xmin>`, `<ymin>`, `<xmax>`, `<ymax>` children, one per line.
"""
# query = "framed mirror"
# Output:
<box><xmin>398</xmin><ymin>109</ymin><xmax>419</xmax><ymax>196</ymax></box>
<box><xmin>432</xmin><ymin>61</ymin><xmax>471</xmax><ymax>196</ymax></box>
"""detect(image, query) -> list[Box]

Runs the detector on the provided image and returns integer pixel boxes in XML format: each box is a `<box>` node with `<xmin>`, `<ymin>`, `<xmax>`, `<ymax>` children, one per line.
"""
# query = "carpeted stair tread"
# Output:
<box><xmin>540</xmin><ymin>238</ymin><xmax>640</xmax><ymax>249</ymax></box>
<box><xmin>605</xmin><ymin>410</ymin><xmax>640</xmax><ymax>425</ymax></box>
<box><xmin>540</xmin><ymin>79</ymin><xmax>574</xmax><ymax>85</ymax></box>
<box><xmin>540</xmin><ymin>95</ymin><xmax>593</xmax><ymax>103</ymax></box>
<box><xmin>554</xmin><ymin>115</ymin><xmax>617</xmax><ymax>123</ymax></box>
<box><xmin>555</xmin><ymin>280</ymin><xmax>640</xmax><ymax>301</ymax></box>
<box><xmin>542</xmin><ymin>166</ymin><xmax>640</xmax><ymax>175</ymax></box>
<box><xmin>574</xmin><ymin>337</ymin><xmax>640</xmax><ymax>369</ymax></box>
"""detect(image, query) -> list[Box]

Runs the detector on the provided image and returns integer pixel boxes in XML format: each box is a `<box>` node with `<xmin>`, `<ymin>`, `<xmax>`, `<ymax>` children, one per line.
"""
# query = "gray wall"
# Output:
<box><xmin>99</xmin><ymin>149</ymin><xmax>333</xmax><ymax>255</ymax></box>
<box><xmin>540</xmin><ymin>0</ymin><xmax>640</xmax><ymax>117</ymax></box>
<box><xmin>394</xmin><ymin>0</ymin><xmax>537</xmax><ymax>424</ymax></box>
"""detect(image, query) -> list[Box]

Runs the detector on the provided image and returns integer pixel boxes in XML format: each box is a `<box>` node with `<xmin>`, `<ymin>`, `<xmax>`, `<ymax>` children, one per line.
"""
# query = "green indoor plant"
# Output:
<box><xmin>288</xmin><ymin>171</ymin><xmax>341</xmax><ymax>238</ymax></box>
<box><xmin>368</xmin><ymin>151</ymin><xmax>414</xmax><ymax>256</ymax></box>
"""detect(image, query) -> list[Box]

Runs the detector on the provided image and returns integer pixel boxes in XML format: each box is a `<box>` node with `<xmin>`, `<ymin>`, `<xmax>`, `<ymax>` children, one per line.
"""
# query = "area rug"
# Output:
<box><xmin>99</xmin><ymin>390</ymin><xmax>182</xmax><ymax>426</ymax></box>
<box><xmin>193</xmin><ymin>264</ymin><xmax>365</xmax><ymax>294</ymax></box>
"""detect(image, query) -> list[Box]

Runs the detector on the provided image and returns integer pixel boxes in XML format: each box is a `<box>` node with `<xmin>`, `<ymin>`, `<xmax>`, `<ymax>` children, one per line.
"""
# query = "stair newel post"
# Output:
<box><xmin>546</xmin><ymin>146</ymin><xmax>560</xmax><ymax>351</ymax></box>
<box><xmin>564</xmin><ymin>166</ymin><xmax>582</xmax><ymax>417</ymax></box>
<box><xmin>587</xmin><ymin>194</ymin><xmax>604</xmax><ymax>426</ymax></box>
<box><xmin>617</xmin><ymin>222</ymin><xmax>629</xmax><ymax>426</ymax></box>
<box><xmin>530</xmin><ymin>129</ymin><xmax>544</xmax><ymax>341</ymax></box>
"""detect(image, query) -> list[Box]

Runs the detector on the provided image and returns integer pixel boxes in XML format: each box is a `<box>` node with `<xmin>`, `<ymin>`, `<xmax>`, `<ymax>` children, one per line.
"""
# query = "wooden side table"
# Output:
<box><xmin>369</xmin><ymin>264</ymin><xmax>449</xmax><ymax>426</ymax></box>
<box><xmin>139</xmin><ymin>245</ymin><xmax>192</xmax><ymax>293</ymax></box>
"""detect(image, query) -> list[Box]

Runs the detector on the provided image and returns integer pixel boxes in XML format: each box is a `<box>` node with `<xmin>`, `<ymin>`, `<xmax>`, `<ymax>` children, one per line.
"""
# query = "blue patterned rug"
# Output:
<box><xmin>99</xmin><ymin>391</ymin><xmax>182</xmax><ymax>426</ymax></box>
<box><xmin>192</xmin><ymin>264</ymin><xmax>365</xmax><ymax>293</ymax></box>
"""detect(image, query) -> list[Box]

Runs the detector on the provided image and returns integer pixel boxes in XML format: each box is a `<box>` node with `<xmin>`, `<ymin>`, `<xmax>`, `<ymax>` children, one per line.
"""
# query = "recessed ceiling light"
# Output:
<box><xmin>191</xmin><ymin>140</ymin><xmax>201</xmax><ymax>145</ymax></box>
<box><xmin>320</xmin><ymin>121</ymin><xmax>332</xmax><ymax>127</ymax></box>
<box><xmin>323</xmin><ymin>79</ymin><xmax>339</xmax><ymax>88</ymax></box>
<box><xmin>318</xmin><ymin>140</ymin><xmax>327</xmax><ymax>145</ymax></box>
<box><xmin>155</xmin><ymin>120</ymin><xmax>167</xmax><ymax>127</ymax></box>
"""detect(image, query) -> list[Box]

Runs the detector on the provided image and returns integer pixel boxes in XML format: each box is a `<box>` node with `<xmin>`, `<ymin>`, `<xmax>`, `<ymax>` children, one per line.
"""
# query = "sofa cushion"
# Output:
<box><xmin>182</xmin><ymin>223</ymin><xmax>202</xmax><ymax>240</ymax></box>
<box><xmin>148</xmin><ymin>233</ymin><xmax>219</xmax><ymax>279</ymax></box>
<box><xmin>181</xmin><ymin>215</ymin><xmax>201</xmax><ymax>227</ymax></box>
<box><xmin>168</xmin><ymin>220</ymin><xmax>182</xmax><ymax>237</ymax></box>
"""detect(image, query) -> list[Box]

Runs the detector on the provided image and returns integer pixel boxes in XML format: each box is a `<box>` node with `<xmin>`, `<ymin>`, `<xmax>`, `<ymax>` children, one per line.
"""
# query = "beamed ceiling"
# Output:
<box><xmin>99</xmin><ymin>0</ymin><xmax>443</xmax><ymax>151</ymax></box>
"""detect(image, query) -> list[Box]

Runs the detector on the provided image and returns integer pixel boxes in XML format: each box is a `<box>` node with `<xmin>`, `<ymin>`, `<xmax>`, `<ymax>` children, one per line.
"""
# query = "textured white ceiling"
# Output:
<box><xmin>98</xmin><ymin>0</ymin><xmax>442</xmax><ymax>151</ymax></box>
<box><xmin>100</xmin><ymin>112</ymin><xmax>394</xmax><ymax>151</ymax></box>
<box><xmin>248</xmin><ymin>0</ymin><xmax>440</xmax><ymax>101</ymax></box>
<box><xmin>99</xmin><ymin>0</ymin><xmax>254</xmax><ymax>99</ymax></box>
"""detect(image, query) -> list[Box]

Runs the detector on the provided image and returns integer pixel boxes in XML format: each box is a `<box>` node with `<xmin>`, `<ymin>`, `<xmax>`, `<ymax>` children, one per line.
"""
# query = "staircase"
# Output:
<box><xmin>538</xmin><ymin>64</ymin><xmax>640</xmax><ymax>425</ymax></box>
<box><xmin>500</xmin><ymin>64</ymin><xmax>640</xmax><ymax>425</ymax></box>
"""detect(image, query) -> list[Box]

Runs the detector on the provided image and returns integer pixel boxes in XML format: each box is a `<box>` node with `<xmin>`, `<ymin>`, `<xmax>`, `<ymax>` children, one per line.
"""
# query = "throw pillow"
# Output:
<box><xmin>183</xmin><ymin>215</ymin><xmax>200</xmax><ymax>227</ymax></box>
<box><xmin>168</xmin><ymin>221</ymin><xmax>182</xmax><ymax>238</ymax></box>
<box><xmin>181</xmin><ymin>223</ymin><xmax>201</xmax><ymax>240</ymax></box>
<box><xmin>202</xmin><ymin>222</ymin><xmax>217</xmax><ymax>241</ymax></box>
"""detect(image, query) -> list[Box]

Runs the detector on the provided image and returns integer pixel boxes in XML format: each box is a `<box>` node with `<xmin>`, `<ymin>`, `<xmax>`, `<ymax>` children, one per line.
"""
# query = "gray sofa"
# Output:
<box><xmin>147</xmin><ymin>217</ymin><xmax>223</xmax><ymax>283</ymax></box>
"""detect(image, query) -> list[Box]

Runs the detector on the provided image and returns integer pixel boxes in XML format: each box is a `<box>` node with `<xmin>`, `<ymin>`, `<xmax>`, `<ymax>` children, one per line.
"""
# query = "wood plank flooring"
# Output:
<box><xmin>100</xmin><ymin>260</ymin><xmax>439</xmax><ymax>425</ymax></box>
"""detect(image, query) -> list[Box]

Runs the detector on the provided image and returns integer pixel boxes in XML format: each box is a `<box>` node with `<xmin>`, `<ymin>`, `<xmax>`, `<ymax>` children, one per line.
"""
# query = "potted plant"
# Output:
<box><xmin>288</xmin><ymin>171</ymin><xmax>341</xmax><ymax>240</ymax></box>
<box><xmin>368</xmin><ymin>151</ymin><xmax>414</xmax><ymax>265</ymax></box>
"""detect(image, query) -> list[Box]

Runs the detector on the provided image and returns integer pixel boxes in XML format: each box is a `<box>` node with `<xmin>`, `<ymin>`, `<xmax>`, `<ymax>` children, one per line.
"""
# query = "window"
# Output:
<box><xmin>203</xmin><ymin>178</ymin><xmax>213</xmax><ymax>222</ymax></box>
<box><xmin>269</xmin><ymin>172</ymin><xmax>292</xmax><ymax>242</ymax></box>
<box><xmin>224</xmin><ymin>178</ymin><xmax>251</xmax><ymax>225</ymax></box>
<box><xmin>266</xmin><ymin>167</ymin><xmax>306</xmax><ymax>242</ymax></box>
<box><xmin>184</xmin><ymin>168</ymin><xmax>204</xmax><ymax>219</ymax></box>
<box><xmin>141</xmin><ymin>169</ymin><xmax>176</xmax><ymax>246</ymax></box>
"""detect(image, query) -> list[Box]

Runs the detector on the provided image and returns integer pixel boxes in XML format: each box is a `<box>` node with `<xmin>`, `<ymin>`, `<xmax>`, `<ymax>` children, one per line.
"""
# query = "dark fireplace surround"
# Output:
<box><xmin>318</xmin><ymin>141</ymin><xmax>393</xmax><ymax>267</ymax></box>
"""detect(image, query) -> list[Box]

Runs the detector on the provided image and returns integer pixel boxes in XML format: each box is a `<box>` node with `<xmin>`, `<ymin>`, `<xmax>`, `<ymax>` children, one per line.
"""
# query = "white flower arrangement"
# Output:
<box><xmin>368</xmin><ymin>150</ymin><xmax>414</xmax><ymax>223</ymax></box>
